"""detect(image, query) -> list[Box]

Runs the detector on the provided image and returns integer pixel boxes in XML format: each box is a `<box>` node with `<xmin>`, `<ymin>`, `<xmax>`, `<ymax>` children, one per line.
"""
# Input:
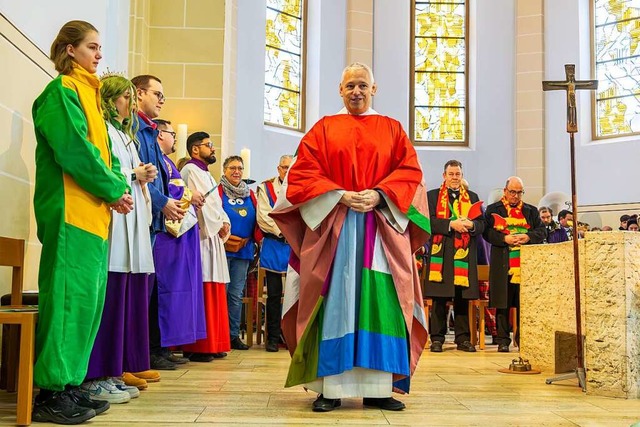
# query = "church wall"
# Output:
<box><xmin>0</xmin><ymin>4</ymin><xmax>130</xmax><ymax>294</ymax></box>
<box><xmin>144</xmin><ymin>0</ymin><xmax>226</xmax><ymax>178</ymax></box>
<box><xmin>373</xmin><ymin>0</ymin><xmax>518</xmax><ymax>204</ymax></box>
<box><xmin>545</xmin><ymin>0</ymin><xmax>640</xmax><ymax>206</ymax></box>
<box><xmin>234</xmin><ymin>0</ymin><xmax>347</xmax><ymax>184</ymax></box>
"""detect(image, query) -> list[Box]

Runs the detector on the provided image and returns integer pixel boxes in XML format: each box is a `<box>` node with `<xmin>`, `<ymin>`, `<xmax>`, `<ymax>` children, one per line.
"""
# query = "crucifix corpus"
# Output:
<box><xmin>542</xmin><ymin>64</ymin><xmax>597</xmax><ymax>391</ymax></box>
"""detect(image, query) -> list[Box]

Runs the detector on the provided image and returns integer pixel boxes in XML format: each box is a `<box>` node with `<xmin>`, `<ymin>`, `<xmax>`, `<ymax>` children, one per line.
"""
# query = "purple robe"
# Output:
<box><xmin>152</xmin><ymin>155</ymin><xmax>206</xmax><ymax>346</ymax></box>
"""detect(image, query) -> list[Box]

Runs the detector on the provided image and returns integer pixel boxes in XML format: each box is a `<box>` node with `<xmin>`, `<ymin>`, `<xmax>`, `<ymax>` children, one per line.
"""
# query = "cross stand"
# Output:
<box><xmin>541</xmin><ymin>64</ymin><xmax>597</xmax><ymax>392</ymax></box>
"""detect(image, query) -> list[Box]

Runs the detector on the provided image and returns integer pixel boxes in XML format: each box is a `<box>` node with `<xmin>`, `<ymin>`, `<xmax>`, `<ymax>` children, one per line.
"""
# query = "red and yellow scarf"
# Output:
<box><xmin>428</xmin><ymin>183</ymin><xmax>481</xmax><ymax>287</ymax></box>
<box><xmin>491</xmin><ymin>198</ymin><xmax>530</xmax><ymax>284</ymax></box>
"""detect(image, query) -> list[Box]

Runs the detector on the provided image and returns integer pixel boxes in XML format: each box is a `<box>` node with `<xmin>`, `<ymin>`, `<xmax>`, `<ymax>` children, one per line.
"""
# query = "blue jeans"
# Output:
<box><xmin>226</xmin><ymin>257</ymin><xmax>251</xmax><ymax>339</ymax></box>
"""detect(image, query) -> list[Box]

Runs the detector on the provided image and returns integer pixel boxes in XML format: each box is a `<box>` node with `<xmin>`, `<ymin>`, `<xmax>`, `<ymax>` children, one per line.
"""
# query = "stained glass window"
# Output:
<box><xmin>412</xmin><ymin>0</ymin><xmax>468</xmax><ymax>145</ymax></box>
<box><xmin>593</xmin><ymin>0</ymin><xmax>640</xmax><ymax>138</ymax></box>
<box><xmin>264</xmin><ymin>0</ymin><xmax>305</xmax><ymax>131</ymax></box>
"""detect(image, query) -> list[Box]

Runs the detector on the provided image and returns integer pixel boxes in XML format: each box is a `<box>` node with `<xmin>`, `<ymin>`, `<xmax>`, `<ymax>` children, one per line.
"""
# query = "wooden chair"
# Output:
<box><xmin>469</xmin><ymin>265</ymin><xmax>490</xmax><ymax>350</ymax></box>
<box><xmin>0</xmin><ymin>236</ymin><xmax>37</xmax><ymax>425</ymax></box>
<box><xmin>241</xmin><ymin>297</ymin><xmax>254</xmax><ymax>347</ymax></box>
<box><xmin>255</xmin><ymin>266</ymin><xmax>285</xmax><ymax>346</ymax></box>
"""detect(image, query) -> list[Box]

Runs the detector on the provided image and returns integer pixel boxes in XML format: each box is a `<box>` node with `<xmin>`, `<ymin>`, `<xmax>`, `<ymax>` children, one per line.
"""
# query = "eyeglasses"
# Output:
<box><xmin>141</xmin><ymin>88</ymin><xmax>165</xmax><ymax>102</ymax></box>
<box><xmin>159</xmin><ymin>129</ymin><xmax>176</xmax><ymax>138</ymax></box>
<box><xmin>278</xmin><ymin>165</ymin><xmax>290</xmax><ymax>170</ymax></box>
<box><xmin>506</xmin><ymin>189</ymin><xmax>525</xmax><ymax>196</ymax></box>
<box><xmin>226</xmin><ymin>166</ymin><xmax>244</xmax><ymax>171</ymax></box>
<box><xmin>195</xmin><ymin>142</ymin><xmax>214</xmax><ymax>149</ymax></box>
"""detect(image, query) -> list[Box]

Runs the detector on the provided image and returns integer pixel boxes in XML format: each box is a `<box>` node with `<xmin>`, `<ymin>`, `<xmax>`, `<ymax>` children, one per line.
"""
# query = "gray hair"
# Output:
<box><xmin>279</xmin><ymin>154</ymin><xmax>293</xmax><ymax>164</ymax></box>
<box><xmin>341</xmin><ymin>62</ymin><xmax>375</xmax><ymax>84</ymax></box>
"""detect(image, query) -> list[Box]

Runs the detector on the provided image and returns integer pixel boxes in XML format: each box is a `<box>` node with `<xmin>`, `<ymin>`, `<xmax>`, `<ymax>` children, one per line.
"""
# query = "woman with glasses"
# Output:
<box><xmin>31</xmin><ymin>20</ymin><xmax>133</xmax><ymax>424</ymax></box>
<box><xmin>219</xmin><ymin>156</ymin><xmax>261</xmax><ymax>350</ymax></box>
<box><xmin>80</xmin><ymin>74</ymin><xmax>159</xmax><ymax>403</ymax></box>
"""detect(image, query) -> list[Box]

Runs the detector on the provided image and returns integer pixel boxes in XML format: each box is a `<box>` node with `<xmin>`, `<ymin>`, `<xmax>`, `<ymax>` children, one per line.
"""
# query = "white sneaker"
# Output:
<box><xmin>81</xmin><ymin>379</ymin><xmax>131</xmax><ymax>404</ymax></box>
<box><xmin>109</xmin><ymin>377</ymin><xmax>140</xmax><ymax>398</ymax></box>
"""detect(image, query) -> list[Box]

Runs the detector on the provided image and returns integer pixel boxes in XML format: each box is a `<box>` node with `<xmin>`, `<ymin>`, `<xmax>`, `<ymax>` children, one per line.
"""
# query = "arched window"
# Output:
<box><xmin>264</xmin><ymin>0</ymin><xmax>306</xmax><ymax>131</ymax></box>
<box><xmin>411</xmin><ymin>0</ymin><xmax>468</xmax><ymax>146</ymax></box>
<box><xmin>592</xmin><ymin>0</ymin><xmax>640</xmax><ymax>139</ymax></box>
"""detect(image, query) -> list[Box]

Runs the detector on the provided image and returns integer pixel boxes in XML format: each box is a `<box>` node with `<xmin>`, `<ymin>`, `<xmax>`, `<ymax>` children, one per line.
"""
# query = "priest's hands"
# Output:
<box><xmin>110</xmin><ymin>192</ymin><xmax>134</xmax><ymax>214</ymax></box>
<box><xmin>219</xmin><ymin>222</ymin><xmax>231</xmax><ymax>239</ymax></box>
<box><xmin>191</xmin><ymin>190</ymin><xmax>205</xmax><ymax>210</ymax></box>
<box><xmin>505</xmin><ymin>233</ymin><xmax>529</xmax><ymax>246</ymax></box>
<box><xmin>163</xmin><ymin>199</ymin><xmax>186</xmax><ymax>221</ymax></box>
<box><xmin>134</xmin><ymin>162</ymin><xmax>158</xmax><ymax>184</ymax></box>
<box><xmin>450</xmin><ymin>218</ymin><xmax>474</xmax><ymax>233</ymax></box>
<box><xmin>340</xmin><ymin>189</ymin><xmax>380</xmax><ymax>212</ymax></box>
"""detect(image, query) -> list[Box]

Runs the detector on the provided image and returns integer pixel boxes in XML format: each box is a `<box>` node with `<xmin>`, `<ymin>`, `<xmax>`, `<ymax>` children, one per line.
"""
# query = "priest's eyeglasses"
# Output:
<box><xmin>195</xmin><ymin>142</ymin><xmax>214</xmax><ymax>149</ymax></box>
<box><xmin>141</xmin><ymin>88</ymin><xmax>165</xmax><ymax>102</ymax></box>
<box><xmin>507</xmin><ymin>189</ymin><xmax>525</xmax><ymax>196</ymax></box>
<box><xmin>159</xmin><ymin>129</ymin><xmax>176</xmax><ymax>138</ymax></box>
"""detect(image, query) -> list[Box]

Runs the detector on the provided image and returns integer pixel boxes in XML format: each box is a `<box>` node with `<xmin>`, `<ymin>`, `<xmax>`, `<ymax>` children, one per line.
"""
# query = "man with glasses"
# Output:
<box><xmin>424</xmin><ymin>160</ymin><xmax>484</xmax><ymax>353</ymax></box>
<box><xmin>150</xmin><ymin>120</ymin><xmax>206</xmax><ymax>368</ymax></box>
<box><xmin>256</xmin><ymin>155</ymin><xmax>293</xmax><ymax>352</ymax></box>
<box><xmin>180</xmin><ymin>132</ymin><xmax>232</xmax><ymax>362</ymax></box>
<box><xmin>483</xmin><ymin>177</ymin><xmax>545</xmax><ymax>352</ymax></box>
<box><xmin>131</xmin><ymin>76</ymin><xmax>187</xmax><ymax>370</ymax></box>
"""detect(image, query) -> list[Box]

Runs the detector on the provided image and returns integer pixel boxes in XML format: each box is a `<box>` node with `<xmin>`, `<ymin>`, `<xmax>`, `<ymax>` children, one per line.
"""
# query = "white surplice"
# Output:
<box><xmin>181</xmin><ymin>163</ymin><xmax>230</xmax><ymax>283</ymax></box>
<box><xmin>106</xmin><ymin>122</ymin><xmax>154</xmax><ymax>274</ymax></box>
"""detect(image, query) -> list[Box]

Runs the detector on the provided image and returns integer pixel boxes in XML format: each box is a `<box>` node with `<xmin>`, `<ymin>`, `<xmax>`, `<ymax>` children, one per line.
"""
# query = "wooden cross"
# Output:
<box><xmin>542</xmin><ymin>64</ymin><xmax>598</xmax><ymax>133</ymax></box>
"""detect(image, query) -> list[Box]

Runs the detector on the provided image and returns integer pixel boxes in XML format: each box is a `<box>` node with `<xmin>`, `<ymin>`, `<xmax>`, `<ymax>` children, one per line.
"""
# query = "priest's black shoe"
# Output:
<box><xmin>231</xmin><ymin>337</ymin><xmax>249</xmax><ymax>350</ymax></box>
<box><xmin>312</xmin><ymin>394</ymin><xmax>341</xmax><ymax>412</ymax></box>
<box><xmin>150</xmin><ymin>354</ymin><xmax>177</xmax><ymax>370</ymax></box>
<box><xmin>67</xmin><ymin>387</ymin><xmax>110</xmax><ymax>415</ymax></box>
<box><xmin>430</xmin><ymin>341</ymin><xmax>443</xmax><ymax>352</ymax></box>
<box><xmin>187</xmin><ymin>352</ymin><xmax>215</xmax><ymax>362</ymax></box>
<box><xmin>159</xmin><ymin>348</ymin><xmax>188</xmax><ymax>364</ymax></box>
<box><xmin>265</xmin><ymin>341</ymin><xmax>279</xmax><ymax>352</ymax></box>
<box><xmin>32</xmin><ymin>390</ymin><xmax>97</xmax><ymax>425</ymax></box>
<box><xmin>498</xmin><ymin>343</ymin><xmax>510</xmax><ymax>353</ymax></box>
<box><xmin>363</xmin><ymin>397</ymin><xmax>406</xmax><ymax>411</ymax></box>
<box><xmin>456</xmin><ymin>341</ymin><xmax>477</xmax><ymax>352</ymax></box>
<box><xmin>212</xmin><ymin>352</ymin><xmax>227</xmax><ymax>358</ymax></box>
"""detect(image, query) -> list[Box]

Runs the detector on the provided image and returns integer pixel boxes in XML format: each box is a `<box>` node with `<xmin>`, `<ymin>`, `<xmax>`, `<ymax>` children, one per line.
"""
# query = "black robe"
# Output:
<box><xmin>483</xmin><ymin>201</ymin><xmax>545</xmax><ymax>308</ymax></box>
<box><xmin>423</xmin><ymin>188</ymin><xmax>485</xmax><ymax>299</ymax></box>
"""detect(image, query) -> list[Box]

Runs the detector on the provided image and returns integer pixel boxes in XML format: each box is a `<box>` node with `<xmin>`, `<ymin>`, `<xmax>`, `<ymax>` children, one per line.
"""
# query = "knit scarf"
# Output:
<box><xmin>220</xmin><ymin>175</ymin><xmax>250</xmax><ymax>199</ymax></box>
<box><xmin>491</xmin><ymin>198</ymin><xmax>531</xmax><ymax>284</ymax></box>
<box><xmin>428</xmin><ymin>183</ymin><xmax>473</xmax><ymax>287</ymax></box>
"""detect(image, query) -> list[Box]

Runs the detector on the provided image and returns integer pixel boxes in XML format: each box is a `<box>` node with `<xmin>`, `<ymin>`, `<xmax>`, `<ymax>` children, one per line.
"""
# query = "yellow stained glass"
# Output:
<box><xmin>264</xmin><ymin>0</ymin><xmax>305</xmax><ymax>130</ymax></box>
<box><xmin>413</xmin><ymin>1</ymin><xmax>467</xmax><ymax>144</ymax></box>
<box><xmin>593</xmin><ymin>0</ymin><xmax>640</xmax><ymax>138</ymax></box>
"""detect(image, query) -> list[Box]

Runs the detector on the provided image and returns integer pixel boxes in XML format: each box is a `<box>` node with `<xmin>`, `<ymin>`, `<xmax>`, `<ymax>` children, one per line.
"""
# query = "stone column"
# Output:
<box><xmin>346</xmin><ymin>0</ymin><xmax>374</xmax><ymax>66</ymax></box>
<box><xmin>515</xmin><ymin>0</ymin><xmax>545</xmax><ymax>204</ymax></box>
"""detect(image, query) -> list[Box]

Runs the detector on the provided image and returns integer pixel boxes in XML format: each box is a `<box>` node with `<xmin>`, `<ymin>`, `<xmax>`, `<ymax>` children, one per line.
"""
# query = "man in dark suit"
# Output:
<box><xmin>424</xmin><ymin>160</ymin><xmax>485</xmax><ymax>353</ymax></box>
<box><xmin>483</xmin><ymin>176</ymin><xmax>545</xmax><ymax>352</ymax></box>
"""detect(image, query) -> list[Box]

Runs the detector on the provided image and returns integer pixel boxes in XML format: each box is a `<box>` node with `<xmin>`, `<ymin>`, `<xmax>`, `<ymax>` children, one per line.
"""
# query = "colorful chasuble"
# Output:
<box><xmin>491</xmin><ymin>198</ymin><xmax>531</xmax><ymax>284</ymax></box>
<box><xmin>428</xmin><ymin>184</ymin><xmax>482</xmax><ymax>287</ymax></box>
<box><xmin>270</xmin><ymin>114</ymin><xmax>431</xmax><ymax>395</ymax></box>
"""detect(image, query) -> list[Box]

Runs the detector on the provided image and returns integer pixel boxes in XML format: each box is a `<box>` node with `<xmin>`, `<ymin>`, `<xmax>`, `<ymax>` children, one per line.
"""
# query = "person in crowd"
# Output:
<box><xmin>424</xmin><ymin>160</ymin><xmax>484</xmax><ymax>353</ymax></box>
<box><xmin>619</xmin><ymin>214</ymin><xmax>630</xmax><ymax>230</ymax></box>
<box><xmin>80</xmin><ymin>74</ymin><xmax>158</xmax><ymax>404</ymax></box>
<box><xmin>627</xmin><ymin>219</ymin><xmax>639</xmax><ymax>231</ymax></box>
<box><xmin>271</xmin><ymin>63</ymin><xmax>430</xmax><ymax>412</ymax></box>
<box><xmin>31</xmin><ymin>20</ymin><xmax>133</xmax><ymax>424</ymax></box>
<box><xmin>219</xmin><ymin>156</ymin><xmax>260</xmax><ymax>350</ymax></box>
<box><xmin>256</xmin><ymin>155</ymin><xmax>293</xmax><ymax>352</ymax></box>
<box><xmin>557</xmin><ymin>209</ymin><xmax>574</xmax><ymax>240</ymax></box>
<box><xmin>483</xmin><ymin>177</ymin><xmax>545</xmax><ymax>353</ymax></box>
<box><xmin>131</xmin><ymin>74</ymin><xmax>186</xmax><ymax>370</ymax></box>
<box><xmin>180</xmin><ymin>132</ymin><xmax>232</xmax><ymax>361</ymax></box>
<box><xmin>151</xmin><ymin>119</ymin><xmax>206</xmax><ymax>366</ymax></box>
<box><xmin>539</xmin><ymin>206</ymin><xmax>568</xmax><ymax>244</ymax></box>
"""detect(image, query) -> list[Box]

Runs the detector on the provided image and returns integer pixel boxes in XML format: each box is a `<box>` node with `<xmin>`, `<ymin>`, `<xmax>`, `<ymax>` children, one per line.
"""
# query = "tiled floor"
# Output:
<box><xmin>1</xmin><ymin>340</ymin><xmax>639</xmax><ymax>426</ymax></box>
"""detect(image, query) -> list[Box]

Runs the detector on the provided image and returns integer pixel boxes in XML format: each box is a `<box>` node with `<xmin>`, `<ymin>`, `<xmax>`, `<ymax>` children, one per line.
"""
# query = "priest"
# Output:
<box><xmin>271</xmin><ymin>62</ymin><xmax>430</xmax><ymax>413</ymax></box>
